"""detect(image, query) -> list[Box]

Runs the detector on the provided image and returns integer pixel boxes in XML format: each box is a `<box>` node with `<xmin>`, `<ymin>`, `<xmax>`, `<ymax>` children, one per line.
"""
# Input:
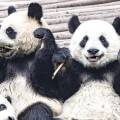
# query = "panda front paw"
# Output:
<box><xmin>34</xmin><ymin>28</ymin><xmax>57</xmax><ymax>51</ymax></box>
<box><xmin>34</xmin><ymin>28</ymin><xmax>53</xmax><ymax>40</ymax></box>
<box><xmin>52</xmin><ymin>47</ymin><xmax>71</xmax><ymax>64</ymax></box>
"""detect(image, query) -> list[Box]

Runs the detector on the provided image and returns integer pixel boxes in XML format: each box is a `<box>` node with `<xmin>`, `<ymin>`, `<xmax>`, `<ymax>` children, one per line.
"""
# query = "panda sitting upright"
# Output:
<box><xmin>53</xmin><ymin>16</ymin><xmax>120</xmax><ymax>120</ymax></box>
<box><xmin>0</xmin><ymin>2</ymin><xmax>69</xmax><ymax>120</ymax></box>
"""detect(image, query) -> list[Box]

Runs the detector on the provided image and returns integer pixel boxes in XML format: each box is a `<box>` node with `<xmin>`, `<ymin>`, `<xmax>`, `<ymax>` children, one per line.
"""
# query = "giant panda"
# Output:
<box><xmin>52</xmin><ymin>16</ymin><xmax>120</xmax><ymax>120</ymax></box>
<box><xmin>0</xmin><ymin>2</ymin><xmax>66</xmax><ymax>120</ymax></box>
<box><xmin>0</xmin><ymin>95</ymin><xmax>16</xmax><ymax>120</ymax></box>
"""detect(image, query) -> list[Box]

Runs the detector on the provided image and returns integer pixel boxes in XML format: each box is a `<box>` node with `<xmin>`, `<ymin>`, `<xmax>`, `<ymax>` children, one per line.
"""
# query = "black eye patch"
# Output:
<box><xmin>80</xmin><ymin>35</ymin><xmax>88</xmax><ymax>48</ymax></box>
<box><xmin>0</xmin><ymin>104</ymin><xmax>6</xmax><ymax>111</ymax></box>
<box><xmin>6</xmin><ymin>27</ymin><xmax>17</xmax><ymax>39</ymax></box>
<box><xmin>5</xmin><ymin>96</ymin><xmax>12</xmax><ymax>104</ymax></box>
<box><xmin>99</xmin><ymin>35</ymin><xmax>109</xmax><ymax>48</ymax></box>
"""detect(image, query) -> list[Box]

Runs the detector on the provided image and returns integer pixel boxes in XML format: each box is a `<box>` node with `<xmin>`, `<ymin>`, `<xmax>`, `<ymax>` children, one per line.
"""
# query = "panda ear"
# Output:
<box><xmin>112</xmin><ymin>17</ymin><xmax>120</xmax><ymax>35</ymax></box>
<box><xmin>68</xmin><ymin>15</ymin><xmax>81</xmax><ymax>34</ymax></box>
<box><xmin>28</xmin><ymin>3</ymin><xmax>43</xmax><ymax>22</ymax></box>
<box><xmin>8</xmin><ymin>6</ymin><xmax>16</xmax><ymax>15</ymax></box>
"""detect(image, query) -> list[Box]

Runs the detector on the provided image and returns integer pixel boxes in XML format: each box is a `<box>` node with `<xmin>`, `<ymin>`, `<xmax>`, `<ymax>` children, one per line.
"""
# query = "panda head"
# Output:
<box><xmin>0</xmin><ymin>3</ymin><xmax>48</xmax><ymax>58</ymax></box>
<box><xmin>0</xmin><ymin>95</ymin><xmax>16</xmax><ymax>120</ymax></box>
<box><xmin>68</xmin><ymin>16</ymin><xmax>120</xmax><ymax>68</ymax></box>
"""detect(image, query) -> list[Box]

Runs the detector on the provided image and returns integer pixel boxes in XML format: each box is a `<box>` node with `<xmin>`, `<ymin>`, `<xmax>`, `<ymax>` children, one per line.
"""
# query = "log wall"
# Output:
<box><xmin>0</xmin><ymin>0</ymin><xmax>120</xmax><ymax>47</ymax></box>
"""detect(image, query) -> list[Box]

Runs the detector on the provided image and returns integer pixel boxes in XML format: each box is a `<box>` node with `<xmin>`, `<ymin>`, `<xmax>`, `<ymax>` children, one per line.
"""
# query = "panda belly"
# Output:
<box><xmin>0</xmin><ymin>74</ymin><xmax>62</xmax><ymax>116</ymax></box>
<box><xmin>59</xmin><ymin>81</ymin><xmax>120</xmax><ymax>120</ymax></box>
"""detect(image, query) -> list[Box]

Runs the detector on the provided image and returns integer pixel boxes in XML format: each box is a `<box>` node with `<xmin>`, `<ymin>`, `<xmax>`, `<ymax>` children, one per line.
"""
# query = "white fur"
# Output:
<box><xmin>59</xmin><ymin>73</ymin><xmax>120</xmax><ymax>120</ymax></box>
<box><xmin>0</xmin><ymin>95</ymin><xmax>16</xmax><ymax>120</ymax></box>
<box><xmin>0</xmin><ymin>74</ymin><xmax>62</xmax><ymax>116</ymax></box>
<box><xmin>70</xmin><ymin>20</ymin><xmax>120</xmax><ymax>67</ymax></box>
<box><xmin>59</xmin><ymin>81</ymin><xmax>120</xmax><ymax>120</ymax></box>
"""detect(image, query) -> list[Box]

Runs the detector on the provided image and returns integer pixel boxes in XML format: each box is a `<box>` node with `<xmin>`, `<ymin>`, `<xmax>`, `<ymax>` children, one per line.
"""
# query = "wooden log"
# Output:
<box><xmin>53</xmin><ymin>31</ymin><xmax>71</xmax><ymax>40</ymax></box>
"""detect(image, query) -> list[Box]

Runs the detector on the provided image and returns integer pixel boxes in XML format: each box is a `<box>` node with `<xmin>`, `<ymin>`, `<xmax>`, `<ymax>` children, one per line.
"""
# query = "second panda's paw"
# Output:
<box><xmin>52</xmin><ymin>47</ymin><xmax>71</xmax><ymax>64</ymax></box>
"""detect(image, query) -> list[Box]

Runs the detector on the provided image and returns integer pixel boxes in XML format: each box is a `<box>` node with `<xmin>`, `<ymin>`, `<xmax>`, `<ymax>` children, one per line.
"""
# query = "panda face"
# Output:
<box><xmin>0</xmin><ymin>95</ymin><xmax>16</xmax><ymax>120</ymax></box>
<box><xmin>70</xmin><ymin>20</ymin><xmax>120</xmax><ymax>67</ymax></box>
<box><xmin>0</xmin><ymin>3</ymin><xmax>48</xmax><ymax>58</ymax></box>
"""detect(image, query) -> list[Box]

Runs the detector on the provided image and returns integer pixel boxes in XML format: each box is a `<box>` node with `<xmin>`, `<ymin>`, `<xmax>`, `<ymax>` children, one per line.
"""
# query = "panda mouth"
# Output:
<box><xmin>86</xmin><ymin>54</ymin><xmax>104</xmax><ymax>62</ymax></box>
<box><xmin>0</xmin><ymin>45</ymin><xmax>13</xmax><ymax>53</ymax></box>
<box><xmin>0</xmin><ymin>45</ymin><xmax>17</xmax><ymax>58</ymax></box>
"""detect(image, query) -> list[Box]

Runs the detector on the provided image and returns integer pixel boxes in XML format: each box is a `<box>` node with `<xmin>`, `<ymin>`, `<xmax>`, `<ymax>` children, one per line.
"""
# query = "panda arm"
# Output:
<box><xmin>31</xmin><ymin>28</ymin><xmax>80</xmax><ymax>101</ymax></box>
<box><xmin>0</xmin><ymin>58</ymin><xmax>7</xmax><ymax>83</ymax></box>
<box><xmin>52</xmin><ymin>51</ymin><xmax>81</xmax><ymax>101</ymax></box>
<box><xmin>30</xmin><ymin>28</ymin><xmax>60</xmax><ymax>99</ymax></box>
<box><xmin>113</xmin><ymin>71</ymin><xmax>120</xmax><ymax>96</ymax></box>
<box><xmin>18</xmin><ymin>102</ymin><xmax>56</xmax><ymax>120</ymax></box>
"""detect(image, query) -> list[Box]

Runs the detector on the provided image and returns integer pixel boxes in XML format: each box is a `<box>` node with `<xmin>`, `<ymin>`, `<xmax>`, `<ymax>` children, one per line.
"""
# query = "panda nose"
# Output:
<box><xmin>87</xmin><ymin>49</ymin><xmax>99</xmax><ymax>55</ymax></box>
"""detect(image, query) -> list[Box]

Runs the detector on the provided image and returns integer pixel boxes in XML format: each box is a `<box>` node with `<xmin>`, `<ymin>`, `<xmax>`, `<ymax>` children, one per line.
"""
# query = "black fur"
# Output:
<box><xmin>113</xmin><ymin>74</ymin><xmax>120</xmax><ymax>96</ymax></box>
<box><xmin>28</xmin><ymin>3</ymin><xmax>43</xmax><ymax>23</ymax></box>
<box><xmin>31</xmin><ymin>28</ymin><xmax>59</xmax><ymax>98</ymax></box>
<box><xmin>34</xmin><ymin>28</ymin><xmax>57</xmax><ymax>51</ymax></box>
<box><xmin>30</xmin><ymin>48</ymin><xmax>59</xmax><ymax>98</ymax></box>
<box><xmin>30</xmin><ymin>28</ymin><xmax>76</xmax><ymax>100</ymax></box>
<box><xmin>68</xmin><ymin>15</ymin><xmax>80</xmax><ymax>34</ymax></box>
<box><xmin>8</xmin><ymin>6</ymin><xmax>16</xmax><ymax>15</ymax></box>
<box><xmin>112</xmin><ymin>17</ymin><xmax>120</xmax><ymax>35</ymax></box>
<box><xmin>18</xmin><ymin>102</ymin><xmax>54</xmax><ymax>120</ymax></box>
<box><xmin>0</xmin><ymin>58</ymin><xmax>7</xmax><ymax>83</ymax></box>
<box><xmin>79</xmin><ymin>35</ymin><xmax>88</xmax><ymax>48</ymax></box>
<box><xmin>99</xmin><ymin>35</ymin><xmax>109</xmax><ymax>48</ymax></box>
<box><xmin>52</xmin><ymin>47</ymin><xmax>71</xmax><ymax>64</ymax></box>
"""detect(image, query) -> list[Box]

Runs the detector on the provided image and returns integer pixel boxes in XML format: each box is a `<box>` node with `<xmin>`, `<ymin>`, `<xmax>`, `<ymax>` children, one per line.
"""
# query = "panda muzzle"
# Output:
<box><xmin>0</xmin><ymin>43</ymin><xmax>17</xmax><ymax>58</ymax></box>
<box><xmin>0</xmin><ymin>44</ymin><xmax>14</xmax><ymax>53</ymax></box>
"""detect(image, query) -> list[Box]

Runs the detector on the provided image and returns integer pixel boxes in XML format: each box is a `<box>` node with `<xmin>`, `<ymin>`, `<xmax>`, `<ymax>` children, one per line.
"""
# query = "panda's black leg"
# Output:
<box><xmin>113</xmin><ymin>73</ymin><xmax>120</xmax><ymax>96</ymax></box>
<box><xmin>32</xmin><ymin>28</ymin><xmax>76</xmax><ymax>100</ymax></box>
<box><xmin>30</xmin><ymin>28</ymin><xmax>60</xmax><ymax>98</ymax></box>
<box><xmin>30</xmin><ymin>48</ymin><xmax>59</xmax><ymax>98</ymax></box>
<box><xmin>31</xmin><ymin>28</ymin><xmax>73</xmax><ymax>100</ymax></box>
<box><xmin>18</xmin><ymin>102</ymin><xmax>55</xmax><ymax>120</ymax></box>
<box><xmin>0</xmin><ymin>58</ymin><xmax>7</xmax><ymax>83</ymax></box>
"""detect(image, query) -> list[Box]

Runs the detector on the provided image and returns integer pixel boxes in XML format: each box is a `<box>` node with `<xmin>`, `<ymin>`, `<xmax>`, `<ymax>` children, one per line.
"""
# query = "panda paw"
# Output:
<box><xmin>34</xmin><ymin>27</ymin><xmax>57</xmax><ymax>51</ymax></box>
<box><xmin>52</xmin><ymin>47</ymin><xmax>71</xmax><ymax>64</ymax></box>
<box><xmin>34</xmin><ymin>28</ymin><xmax>53</xmax><ymax>40</ymax></box>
